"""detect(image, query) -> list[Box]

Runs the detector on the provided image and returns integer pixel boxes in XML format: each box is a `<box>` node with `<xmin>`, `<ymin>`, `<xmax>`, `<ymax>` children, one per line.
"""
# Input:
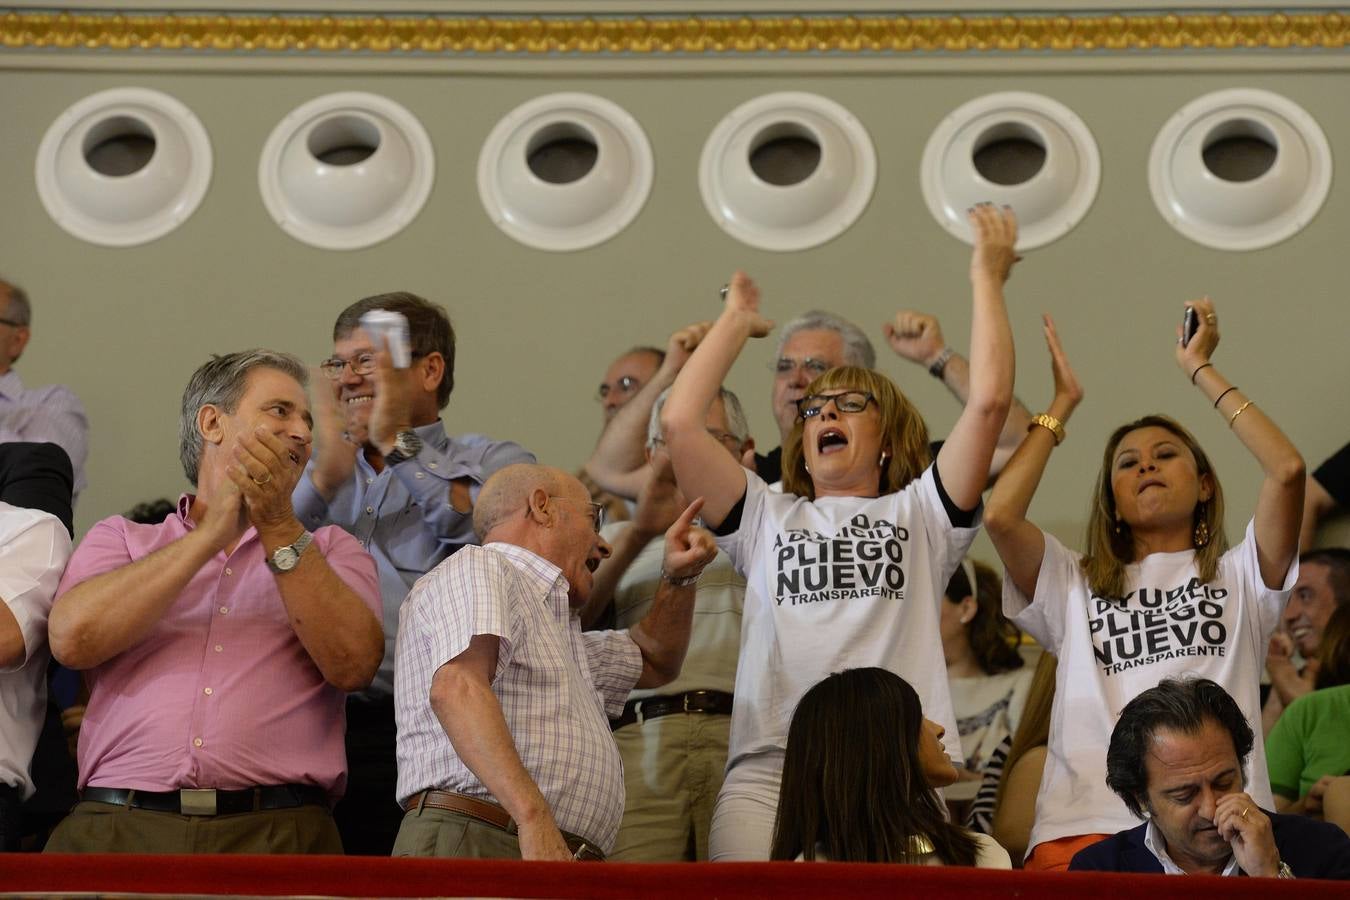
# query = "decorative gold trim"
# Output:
<box><xmin>1</xmin><ymin>11</ymin><xmax>1347</xmax><ymax>54</ymax></box>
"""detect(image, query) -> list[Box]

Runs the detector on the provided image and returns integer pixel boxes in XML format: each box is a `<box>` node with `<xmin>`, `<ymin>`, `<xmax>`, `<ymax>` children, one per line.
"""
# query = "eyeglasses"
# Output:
<box><xmin>597</xmin><ymin>375</ymin><xmax>641</xmax><ymax>402</ymax></box>
<box><xmin>650</xmin><ymin>429</ymin><xmax>742</xmax><ymax>451</ymax></box>
<box><xmin>772</xmin><ymin>356</ymin><xmax>833</xmax><ymax>379</ymax></box>
<box><xmin>550</xmin><ymin>496</ymin><xmax>606</xmax><ymax>532</ymax></box>
<box><xmin>319</xmin><ymin>351</ymin><xmax>423</xmax><ymax>381</ymax></box>
<box><xmin>796</xmin><ymin>391</ymin><xmax>877</xmax><ymax>419</ymax></box>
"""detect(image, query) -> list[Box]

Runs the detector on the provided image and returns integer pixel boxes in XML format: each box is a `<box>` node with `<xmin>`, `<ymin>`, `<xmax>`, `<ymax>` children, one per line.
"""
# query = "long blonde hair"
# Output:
<box><xmin>1081</xmin><ymin>414</ymin><xmax>1226</xmax><ymax>599</ymax></box>
<box><xmin>782</xmin><ymin>366</ymin><xmax>931</xmax><ymax>499</ymax></box>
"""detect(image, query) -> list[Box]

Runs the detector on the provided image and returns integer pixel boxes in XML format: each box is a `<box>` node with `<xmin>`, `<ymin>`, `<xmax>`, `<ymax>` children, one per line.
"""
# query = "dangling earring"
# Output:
<box><xmin>879</xmin><ymin>452</ymin><xmax>888</xmax><ymax>468</ymax></box>
<box><xmin>1113</xmin><ymin>514</ymin><xmax>1124</xmax><ymax>537</ymax></box>
<box><xmin>1193</xmin><ymin>503</ymin><xmax>1210</xmax><ymax>548</ymax></box>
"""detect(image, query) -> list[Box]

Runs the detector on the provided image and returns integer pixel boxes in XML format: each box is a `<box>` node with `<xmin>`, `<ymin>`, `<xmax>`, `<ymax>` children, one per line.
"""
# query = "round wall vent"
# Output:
<box><xmin>35</xmin><ymin>88</ymin><xmax>212</xmax><ymax>247</ymax></box>
<box><xmin>699</xmin><ymin>92</ymin><xmax>877</xmax><ymax>252</ymax></box>
<box><xmin>478</xmin><ymin>93</ymin><xmax>654</xmax><ymax>252</ymax></box>
<box><xmin>259</xmin><ymin>92</ymin><xmax>435</xmax><ymax>251</ymax></box>
<box><xmin>1149</xmin><ymin>88</ymin><xmax>1331</xmax><ymax>251</ymax></box>
<box><xmin>921</xmin><ymin>92</ymin><xmax>1100</xmax><ymax>251</ymax></box>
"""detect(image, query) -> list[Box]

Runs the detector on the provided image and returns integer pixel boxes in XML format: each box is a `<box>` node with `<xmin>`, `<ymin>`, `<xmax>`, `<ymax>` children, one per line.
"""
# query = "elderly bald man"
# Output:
<box><xmin>392</xmin><ymin>464</ymin><xmax>716</xmax><ymax>861</ymax></box>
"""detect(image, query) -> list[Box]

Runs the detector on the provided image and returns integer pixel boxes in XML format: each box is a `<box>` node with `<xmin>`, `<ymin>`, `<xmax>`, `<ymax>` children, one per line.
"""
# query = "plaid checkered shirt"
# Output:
<box><xmin>394</xmin><ymin>542</ymin><xmax>642</xmax><ymax>852</ymax></box>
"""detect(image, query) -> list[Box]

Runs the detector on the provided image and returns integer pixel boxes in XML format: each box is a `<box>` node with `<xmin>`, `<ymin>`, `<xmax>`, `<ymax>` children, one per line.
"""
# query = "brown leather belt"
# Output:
<box><xmin>610</xmin><ymin>689</ymin><xmax>734</xmax><ymax>731</ymax></box>
<box><xmin>401</xmin><ymin>790</ymin><xmax>605</xmax><ymax>861</ymax></box>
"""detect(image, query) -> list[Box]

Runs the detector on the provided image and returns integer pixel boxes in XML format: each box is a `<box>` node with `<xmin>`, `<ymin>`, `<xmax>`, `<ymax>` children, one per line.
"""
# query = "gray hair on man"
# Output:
<box><xmin>775</xmin><ymin>310</ymin><xmax>876</xmax><ymax>370</ymax></box>
<box><xmin>0</xmin><ymin>279</ymin><xmax>31</xmax><ymax>327</ymax></box>
<box><xmin>178</xmin><ymin>349</ymin><xmax>308</xmax><ymax>484</ymax></box>
<box><xmin>472</xmin><ymin>463</ymin><xmax>567</xmax><ymax>541</ymax></box>
<box><xmin>648</xmin><ymin>386</ymin><xmax>750</xmax><ymax>449</ymax></box>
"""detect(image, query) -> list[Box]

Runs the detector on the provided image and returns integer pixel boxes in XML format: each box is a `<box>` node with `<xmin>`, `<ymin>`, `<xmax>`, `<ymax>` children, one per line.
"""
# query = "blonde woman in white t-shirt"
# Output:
<box><xmin>661</xmin><ymin>204</ymin><xmax>1019</xmax><ymax>861</ymax></box>
<box><xmin>984</xmin><ymin>306</ymin><xmax>1304</xmax><ymax>872</ymax></box>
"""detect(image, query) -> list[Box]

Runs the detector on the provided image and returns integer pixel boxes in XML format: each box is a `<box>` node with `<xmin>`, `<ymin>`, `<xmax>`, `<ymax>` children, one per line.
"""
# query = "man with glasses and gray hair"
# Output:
<box><xmin>757</xmin><ymin>308</ymin><xmax>1032</xmax><ymax>485</ymax></box>
<box><xmin>44</xmin><ymin>350</ymin><xmax>383</xmax><ymax>854</ymax></box>
<box><xmin>294</xmin><ymin>291</ymin><xmax>534</xmax><ymax>855</ymax></box>
<box><xmin>393</xmin><ymin>463</ymin><xmax>716</xmax><ymax>860</ymax></box>
<box><xmin>0</xmin><ymin>278</ymin><xmax>88</xmax><ymax>503</ymax></box>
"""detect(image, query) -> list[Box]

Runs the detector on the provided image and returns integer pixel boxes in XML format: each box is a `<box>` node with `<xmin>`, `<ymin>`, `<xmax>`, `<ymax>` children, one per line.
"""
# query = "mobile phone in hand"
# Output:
<box><xmin>1182</xmin><ymin>306</ymin><xmax>1198</xmax><ymax>347</ymax></box>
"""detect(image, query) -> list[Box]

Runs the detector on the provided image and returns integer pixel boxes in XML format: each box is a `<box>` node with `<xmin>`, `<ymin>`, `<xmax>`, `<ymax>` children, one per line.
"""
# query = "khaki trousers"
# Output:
<box><xmin>44</xmin><ymin>800</ymin><xmax>343</xmax><ymax>854</ymax></box>
<box><xmin>610</xmin><ymin>712</ymin><xmax>731</xmax><ymax>862</ymax></box>
<box><xmin>392</xmin><ymin>805</ymin><xmax>522</xmax><ymax>859</ymax></box>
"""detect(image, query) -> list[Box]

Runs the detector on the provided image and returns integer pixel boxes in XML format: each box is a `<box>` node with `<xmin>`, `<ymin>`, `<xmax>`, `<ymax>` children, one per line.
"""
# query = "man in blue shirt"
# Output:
<box><xmin>294</xmin><ymin>291</ymin><xmax>533</xmax><ymax>854</ymax></box>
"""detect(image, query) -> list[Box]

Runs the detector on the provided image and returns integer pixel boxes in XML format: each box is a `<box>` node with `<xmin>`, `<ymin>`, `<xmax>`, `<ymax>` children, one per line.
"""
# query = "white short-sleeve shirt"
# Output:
<box><xmin>1005</xmin><ymin>520</ymin><xmax>1292</xmax><ymax>853</ymax></box>
<box><xmin>716</xmin><ymin>466</ymin><xmax>979</xmax><ymax>769</ymax></box>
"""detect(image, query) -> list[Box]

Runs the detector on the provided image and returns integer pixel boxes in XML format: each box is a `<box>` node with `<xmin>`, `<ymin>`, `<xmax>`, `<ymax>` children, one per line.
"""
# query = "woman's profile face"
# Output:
<box><xmin>917</xmin><ymin>716</ymin><xmax>959</xmax><ymax>788</ymax></box>
<box><xmin>1109</xmin><ymin>425</ymin><xmax>1210</xmax><ymax>531</ymax></box>
<box><xmin>800</xmin><ymin>387</ymin><xmax>885</xmax><ymax>495</ymax></box>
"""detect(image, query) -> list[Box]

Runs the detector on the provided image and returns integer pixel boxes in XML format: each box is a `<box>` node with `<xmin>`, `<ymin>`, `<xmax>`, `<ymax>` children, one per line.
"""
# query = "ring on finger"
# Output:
<box><xmin>1205</xmin><ymin>313</ymin><xmax>1217</xmax><ymax>324</ymax></box>
<box><xmin>252</xmin><ymin>471</ymin><xmax>272</xmax><ymax>487</ymax></box>
<box><xmin>1241</xmin><ymin>806</ymin><xmax>1250</xmax><ymax>819</ymax></box>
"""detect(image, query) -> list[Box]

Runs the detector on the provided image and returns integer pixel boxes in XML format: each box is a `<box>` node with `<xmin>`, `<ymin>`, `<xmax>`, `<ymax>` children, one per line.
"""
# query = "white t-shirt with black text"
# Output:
<box><xmin>1005</xmin><ymin>521</ymin><xmax>1292</xmax><ymax>854</ymax></box>
<box><xmin>716</xmin><ymin>466</ymin><xmax>979</xmax><ymax>770</ymax></box>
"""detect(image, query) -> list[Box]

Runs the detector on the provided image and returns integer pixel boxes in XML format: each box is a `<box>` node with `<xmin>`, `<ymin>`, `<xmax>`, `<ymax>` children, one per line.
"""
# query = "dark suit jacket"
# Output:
<box><xmin>0</xmin><ymin>442</ymin><xmax>74</xmax><ymax>535</ymax></box>
<box><xmin>1069</xmin><ymin>809</ymin><xmax>1350</xmax><ymax>880</ymax></box>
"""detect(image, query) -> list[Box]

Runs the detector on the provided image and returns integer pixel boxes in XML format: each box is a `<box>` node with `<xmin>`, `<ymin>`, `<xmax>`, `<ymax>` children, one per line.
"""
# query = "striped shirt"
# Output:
<box><xmin>395</xmin><ymin>542</ymin><xmax>642</xmax><ymax>852</ymax></box>
<box><xmin>0</xmin><ymin>371</ymin><xmax>88</xmax><ymax>500</ymax></box>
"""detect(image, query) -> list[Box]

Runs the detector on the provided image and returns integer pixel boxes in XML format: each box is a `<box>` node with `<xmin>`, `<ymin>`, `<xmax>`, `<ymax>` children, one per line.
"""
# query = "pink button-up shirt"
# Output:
<box><xmin>55</xmin><ymin>496</ymin><xmax>380</xmax><ymax>799</ymax></box>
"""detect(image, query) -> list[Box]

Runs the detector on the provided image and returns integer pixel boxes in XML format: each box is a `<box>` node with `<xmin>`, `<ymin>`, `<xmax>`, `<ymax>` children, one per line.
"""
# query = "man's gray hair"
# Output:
<box><xmin>178</xmin><ymin>350</ymin><xmax>308</xmax><ymax>485</ymax></box>
<box><xmin>776</xmin><ymin>310</ymin><xmax>876</xmax><ymax>369</ymax></box>
<box><xmin>0</xmin><ymin>280</ymin><xmax>31</xmax><ymax>327</ymax></box>
<box><xmin>648</xmin><ymin>386</ymin><xmax>750</xmax><ymax>447</ymax></box>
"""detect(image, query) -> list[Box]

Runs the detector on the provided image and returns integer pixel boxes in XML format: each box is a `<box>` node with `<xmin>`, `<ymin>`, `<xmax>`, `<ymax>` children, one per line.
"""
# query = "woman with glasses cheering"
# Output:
<box><xmin>660</xmin><ymin>203</ymin><xmax>1020</xmax><ymax>861</ymax></box>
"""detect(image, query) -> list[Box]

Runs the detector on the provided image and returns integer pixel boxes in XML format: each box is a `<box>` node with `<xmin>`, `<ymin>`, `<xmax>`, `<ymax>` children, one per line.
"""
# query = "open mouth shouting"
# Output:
<box><xmin>817</xmin><ymin>428</ymin><xmax>849</xmax><ymax>455</ymax></box>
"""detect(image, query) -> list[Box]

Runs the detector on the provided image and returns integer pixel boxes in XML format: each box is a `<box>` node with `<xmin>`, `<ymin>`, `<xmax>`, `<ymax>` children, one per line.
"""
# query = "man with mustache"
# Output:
<box><xmin>392</xmin><ymin>464</ymin><xmax>715</xmax><ymax>860</ymax></box>
<box><xmin>45</xmin><ymin>351</ymin><xmax>382</xmax><ymax>853</ymax></box>
<box><xmin>296</xmin><ymin>292</ymin><xmax>534</xmax><ymax>854</ymax></box>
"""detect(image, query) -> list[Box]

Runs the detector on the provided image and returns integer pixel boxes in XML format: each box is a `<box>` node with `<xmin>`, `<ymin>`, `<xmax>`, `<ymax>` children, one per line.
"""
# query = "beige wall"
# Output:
<box><xmin>3</xmin><ymin>48</ymin><xmax>1348</xmax><ymax>552</ymax></box>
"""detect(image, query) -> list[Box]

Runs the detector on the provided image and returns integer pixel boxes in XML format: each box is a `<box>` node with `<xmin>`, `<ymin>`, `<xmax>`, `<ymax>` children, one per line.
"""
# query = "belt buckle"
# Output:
<box><xmin>683</xmin><ymin>693</ymin><xmax>692</xmax><ymax>713</ymax></box>
<box><xmin>180</xmin><ymin>788</ymin><xmax>218</xmax><ymax>816</ymax></box>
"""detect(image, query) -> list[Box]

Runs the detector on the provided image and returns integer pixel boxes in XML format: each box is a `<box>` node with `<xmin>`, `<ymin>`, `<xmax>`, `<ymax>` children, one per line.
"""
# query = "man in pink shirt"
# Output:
<box><xmin>44</xmin><ymin>350</ymin><xmax>383</xmax><ymax>854</ymax></box>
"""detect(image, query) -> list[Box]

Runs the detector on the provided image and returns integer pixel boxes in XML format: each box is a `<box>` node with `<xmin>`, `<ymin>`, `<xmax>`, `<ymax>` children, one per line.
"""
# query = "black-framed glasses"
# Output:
<box><xmin>772</xmin><ymin>357</ymin><xmax>833</xmax><ymax>379</ymax></box>
<box><xmin>597</xmin><ymin>375</ymin><xmax>641</xmax><ymax>402</ymax></box>
<box><xmin>796</xmin><ymin>391</ymin><xmax>877</xmax><ymax>419</ymax></box>
<box><xmin>550</xmin><ymin>496</ymin><xmax>606</xmax><ymax>532</ymax></box>
<box><xmin>319</xmin><ymin>351</ymin><xmax>422</xmax><ymax>381</ymax></box>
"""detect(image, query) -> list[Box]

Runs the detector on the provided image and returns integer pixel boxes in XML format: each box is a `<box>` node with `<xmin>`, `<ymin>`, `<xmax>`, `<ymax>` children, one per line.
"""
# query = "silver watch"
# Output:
<box><xmin>267</xmin><ymin>530</ymin><xmax>314</xmax><ymax>573</ymax></box>
<box><xmin>384</xmin><ymin>429</ymin><xmax>424</xmax><ymax>465</ymax></box>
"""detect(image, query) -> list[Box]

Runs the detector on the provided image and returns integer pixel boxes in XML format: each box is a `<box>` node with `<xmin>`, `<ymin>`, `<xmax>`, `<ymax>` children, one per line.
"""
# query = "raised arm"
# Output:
<box><xmin>934</xmin><ymin>204</ymin><xmax>1018</xmax><ymax>510</ymax></box>
<box><xmin>232</xmin><ymin>428</ymin><xmax>383</xmax><ymax>692</ymax></box>
<box><xmin>985</xmin><ymin>315</ymin><xmax>1083</xmax><ymax>599</ymax></box>
<box><xmin>884</xmin><ymin>310</ymin><xmax>1033</xmax><ymax>481</ymax></box>
<box><xmin>1180</xmin><ymin>298</ymin><xmax>1304</xmax><ymax>590</ymax></box>
<box><xmin>585</xmin><ymin>321</ymin><xmax>711</xmax><ymax>500</ymax></box>
<box><xmin>662</xmin><ymin>272</ymin><xmax>772</xmax><ymax>528</ymax></box>
<box><xmin>628</xmin><ymin>498</ymin><xmax>717</xmax><ymax>687</ymax></box>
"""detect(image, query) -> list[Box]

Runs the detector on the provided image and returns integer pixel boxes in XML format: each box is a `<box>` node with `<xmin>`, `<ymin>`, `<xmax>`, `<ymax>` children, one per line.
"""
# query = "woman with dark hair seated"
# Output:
<box><xmin>770</xmin><ymin>667</ymin><xmax>1011</xmax><ymax>866</ymax></box>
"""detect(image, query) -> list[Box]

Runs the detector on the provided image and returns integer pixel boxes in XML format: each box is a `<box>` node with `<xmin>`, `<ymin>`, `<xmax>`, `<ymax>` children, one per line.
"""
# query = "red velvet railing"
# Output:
<box><xmin>3</xmin><ymin>855</ymin><xmax>1349</xmax><ymax>898</ymax></box>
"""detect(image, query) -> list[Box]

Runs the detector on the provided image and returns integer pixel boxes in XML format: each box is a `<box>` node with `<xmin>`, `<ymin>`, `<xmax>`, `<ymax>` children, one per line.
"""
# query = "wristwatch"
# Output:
<box><xmin>267</xmin><ymin>530</ymin><xmax>314</xmax><ymax>573</ymax></box>
<box><xmin>384</xmin><ymin>429</ymin><xmax>424</xmax><ymax>466</ymax></box>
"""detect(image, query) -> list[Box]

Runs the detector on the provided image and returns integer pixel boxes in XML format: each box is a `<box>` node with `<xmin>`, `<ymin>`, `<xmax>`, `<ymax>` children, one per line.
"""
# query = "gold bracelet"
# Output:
<box><xmin>1228</xmin><ymin>400</ymin><xmax>1253</xmax><ymax>427</ymax></box>
<box><xmin>1029</xmin><ymin>413</ymin><xmax>1065</xmax><ymax>446</ymax></box>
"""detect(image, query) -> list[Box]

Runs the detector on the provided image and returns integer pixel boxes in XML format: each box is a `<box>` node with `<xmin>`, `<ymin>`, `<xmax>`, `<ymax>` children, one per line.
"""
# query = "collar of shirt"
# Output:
<box><xmin>1144</xmin><ymin>818</ymin><xmax>1241</xmax><ymax>876</ymax></box>
<box><xmin>483</xmin><ymin>541</ymin><xmax>572</xmax><ymax>621</ymax></box>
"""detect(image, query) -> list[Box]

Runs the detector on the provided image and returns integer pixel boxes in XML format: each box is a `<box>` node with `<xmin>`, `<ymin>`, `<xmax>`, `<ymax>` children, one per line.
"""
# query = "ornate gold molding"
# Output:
<box><xmin>1</xmin><ymin>11</ymin><xmax>1347</xmax><ymax>54</ymax></box>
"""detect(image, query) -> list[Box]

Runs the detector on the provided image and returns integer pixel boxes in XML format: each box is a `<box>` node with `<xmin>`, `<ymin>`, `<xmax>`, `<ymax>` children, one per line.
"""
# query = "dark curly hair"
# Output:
<box><xmin>1105</xmin><ymin>677</ymin><xmax>1253</xmax><ymax>819</ymax></box>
